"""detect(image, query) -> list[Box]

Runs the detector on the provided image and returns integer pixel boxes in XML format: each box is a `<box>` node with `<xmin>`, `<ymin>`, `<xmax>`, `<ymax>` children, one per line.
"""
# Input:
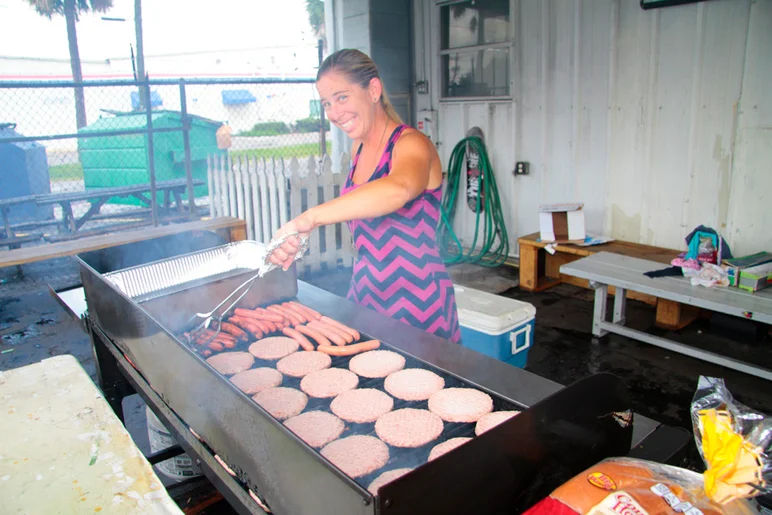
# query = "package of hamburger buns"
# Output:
<box><xmin>523</xmin><ymin>376</ymin><xmax>770</xmax><ymax>515</ymax></box>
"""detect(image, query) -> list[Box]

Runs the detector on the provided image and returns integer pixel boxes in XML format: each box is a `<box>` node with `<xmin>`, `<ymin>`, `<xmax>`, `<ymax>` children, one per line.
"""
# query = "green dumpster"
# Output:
<box><xmin>78</xmin><ymin>110</ymin><xmax>226</xmax><ymax>206</ymax></box>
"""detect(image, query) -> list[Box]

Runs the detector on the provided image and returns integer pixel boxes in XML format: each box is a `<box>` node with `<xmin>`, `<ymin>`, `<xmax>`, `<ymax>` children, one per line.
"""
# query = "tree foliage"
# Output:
<box><xmin>27</xmin><ymin>0</ymin><xmax>114</xmax><ymax>128</ymax></box>
<box><xmin>305</xmin><ymin>0</ymin><xmax>325</xmax><ymax>48</ymax></box>
<box><xmin>27</xmin><ymin>0</ymin><xmax>113</xmax><ymax>19</ymax></box>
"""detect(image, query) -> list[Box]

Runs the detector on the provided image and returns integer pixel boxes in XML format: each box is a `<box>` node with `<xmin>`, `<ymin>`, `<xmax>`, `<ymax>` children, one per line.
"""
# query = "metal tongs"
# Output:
<box><xmin>185</xmin><ymin>232</ymin><xmax>310</xmax><ymax>345</ymax></box>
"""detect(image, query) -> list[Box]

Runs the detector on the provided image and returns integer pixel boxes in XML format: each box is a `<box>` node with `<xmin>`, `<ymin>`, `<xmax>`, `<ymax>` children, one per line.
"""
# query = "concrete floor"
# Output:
<box><xmin>2</xmin><ymin>257</ymin><xmax>772</xmax><ymax>513</ymax></box>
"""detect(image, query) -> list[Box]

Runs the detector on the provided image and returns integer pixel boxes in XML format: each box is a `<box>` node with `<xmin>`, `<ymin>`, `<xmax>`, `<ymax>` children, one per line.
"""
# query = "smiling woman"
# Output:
<box><xmin>267</xmin><ymin>48</ymin><xmax>462</xmax><ymax>345</ymax></box>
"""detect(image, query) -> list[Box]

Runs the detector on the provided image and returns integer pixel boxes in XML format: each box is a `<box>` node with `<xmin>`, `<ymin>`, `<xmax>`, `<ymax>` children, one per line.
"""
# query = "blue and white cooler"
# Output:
<box><xmin>454</xmin><ymin>285</ymin><xmax>536</xmax><ymax>368</ymax></box>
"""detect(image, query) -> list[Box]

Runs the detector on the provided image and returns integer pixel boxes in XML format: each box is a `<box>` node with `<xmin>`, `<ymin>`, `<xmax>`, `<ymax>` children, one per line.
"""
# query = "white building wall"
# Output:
<box><xmin>413</xmin><ymin>0</ymin><xmax>771</xmax><ymax>257</ymax></box>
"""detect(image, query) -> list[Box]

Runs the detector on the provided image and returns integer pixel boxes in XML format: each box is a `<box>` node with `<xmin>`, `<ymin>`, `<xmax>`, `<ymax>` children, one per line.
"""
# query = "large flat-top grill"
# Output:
<box><xmin>74</xmin><ymin>233</ymin><xmax>690</xmax><ymax>515</ymax></box>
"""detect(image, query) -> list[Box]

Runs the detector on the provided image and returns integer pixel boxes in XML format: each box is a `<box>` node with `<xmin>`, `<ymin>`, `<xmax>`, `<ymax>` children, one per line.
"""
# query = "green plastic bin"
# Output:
<box><xmin>78</xmin><ymin>110</ymin><xmax>226</xmax><ymax>206</ymax></box>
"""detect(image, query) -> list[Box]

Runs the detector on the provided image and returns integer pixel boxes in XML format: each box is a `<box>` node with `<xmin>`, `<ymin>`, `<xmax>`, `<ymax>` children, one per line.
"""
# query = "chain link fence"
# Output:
<box><xmin>0</xmin><ymin>76</ymin><xmax>330</xmax><ymax>248</ymax></box>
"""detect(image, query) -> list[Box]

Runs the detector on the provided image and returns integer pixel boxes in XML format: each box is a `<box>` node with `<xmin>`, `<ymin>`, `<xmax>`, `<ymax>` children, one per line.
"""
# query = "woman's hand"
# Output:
<box><xmin>266</xmin><ymin>212</ymin><xmax>315</xmax><ymax>270</ymax></box>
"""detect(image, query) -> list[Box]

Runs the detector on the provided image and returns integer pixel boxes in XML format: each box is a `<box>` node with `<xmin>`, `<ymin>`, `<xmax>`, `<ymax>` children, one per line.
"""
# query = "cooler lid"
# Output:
<box><xmin>454</xmin><ymin>286</ymin><xmax>536</xmax><ymax>333</ymax></box>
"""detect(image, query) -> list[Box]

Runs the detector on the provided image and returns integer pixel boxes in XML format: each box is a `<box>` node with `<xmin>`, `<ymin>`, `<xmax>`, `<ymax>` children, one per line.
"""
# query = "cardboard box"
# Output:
<box><xmin>738</xmin><ymin>262</ymin><xmax>772</xmax><ymax>293</ymax></box>
<box><xmin>721</xmin><ymin>252</ymin><xmax>772</xmax><ymax>287</ymax></box>
<box><xmin>538</xmin><ymin>203</ymin><xmax>586</xmax><ymax>243</ymax></box>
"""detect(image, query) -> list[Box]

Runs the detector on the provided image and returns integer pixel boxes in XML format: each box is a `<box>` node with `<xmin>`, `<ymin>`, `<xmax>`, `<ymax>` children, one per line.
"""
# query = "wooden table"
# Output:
<box><xmin>0</xmin><ymin>355</ymin><xmax>184</xmax><ymax>513</ymax></box>
<box><xmin>517</xmin><ymin>232</ymin><xmax>694</xmax><ymax>329</ymax></box>
<box><xmin>0</xmin><ymin>216</ymin><xmax>247</xmax><ymax>270</ymax></box>
<box><xmin>561</xmin><ymin>252</ymin><xmax>772</xmax><ymax>381</ymax></box>
<box><xmin>35</xmin><ymin>179</ymin><xmax>204</xmax><ymax>234</ymax></box>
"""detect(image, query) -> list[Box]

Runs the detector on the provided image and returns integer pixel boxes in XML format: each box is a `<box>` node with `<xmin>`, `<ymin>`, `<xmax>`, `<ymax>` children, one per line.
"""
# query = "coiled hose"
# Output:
<box><xmin>437</xmin><ymin>136</ymin><xmax>510</xmax><ymax>267</ymax></box>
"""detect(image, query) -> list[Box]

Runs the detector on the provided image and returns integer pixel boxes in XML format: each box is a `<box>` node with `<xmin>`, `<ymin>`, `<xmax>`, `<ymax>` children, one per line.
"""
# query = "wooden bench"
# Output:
<box><xmin>517</xmin><ymin>232</ymin><xmax>695</xmax><ymax>329</ymax></box>
<box><xmin>0</xmin><ymin>232</ymin><xmax>44</xmax><ymax>250</ymax></box>
<box><xmin>0</xmin><ymin>216</ymin><xmax>247</xmax><ymax>270</ymax></box>
<box><xmin>561</xmin><ymin>252</ymin><xmax>772</xmax><ymax>381</ymax></box>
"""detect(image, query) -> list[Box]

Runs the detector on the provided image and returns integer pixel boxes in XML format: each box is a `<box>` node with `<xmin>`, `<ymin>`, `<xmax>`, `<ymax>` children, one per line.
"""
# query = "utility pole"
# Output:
<box><xmin>134</xmin><ymin>0</ymin><xmax>147</xmax><ymax>109</ymax></box>
<box><xmin>318</xmin><ymin>39</ymin><xmax>326</xmax><ymax>157</ymax></box>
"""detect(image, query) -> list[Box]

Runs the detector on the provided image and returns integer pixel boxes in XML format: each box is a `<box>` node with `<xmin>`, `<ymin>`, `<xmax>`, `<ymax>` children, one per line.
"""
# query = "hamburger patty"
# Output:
<box><xmin>428</xmin><ymin>437</ymin><xmax>472</xmax><ymax>461</ymax></box>
<box><xmin>348</xmin><ymin>350</ymin><xmax>406</xmax><ymax>378</ymax></box>
<box><xmin>283</xmin><ymin>411</ymin><xmax>345</xmax><ymax>448</ymax></box>
<box><xmin>300</xmin><ymin>368</ymin><xmax>359</xmax><ymax>398</ymax></box>
<box><xmin>330</xmin><ymin>388</ymin><xmax>394</xmax><ymax>423</ymax></box>
<box><xmin>276</xmin><ymin>351</ymin><xmax>331</xmax><ymax>378</ymax></box>
<box><xmin>252</xmin><ymin>387</ymin><xmax>308</xmax><ymax>420</ymax></box>
<box><xmin>230</xmin><ymin>367</ymin><xmax>283</xmax><ymax>395</ymax></box>
<box><xmin>475</xmin><ymin>410</ymin><xmax>520</xmax><ymax>436</ymax></box>
<box><xmin>428</xmin><ymin>388</ymin><xmax>493</xmax><ymax>423</ymax></box>
<box><xmin>206</xmin><ymin>351</ymin><xmax>255</xmax><ymax>375</ymax></box>
<box><xmin>320</xmin><ymin>435</ymin><xmax>389</xmax><ymax>478</ymax></box>
<box><xmin>375</xmin><ymin>408</ymin><xmax>443</xmax><ymax>448</ymax></box>
<box><xmin>367</xmin><ymin>468</ymin><xmax>413</xmax><ymax>494</ymax></box>
<box><xmin>384</xmin><ymin>368</ymin><xmax>445</xmax><ymax>401</ymax></box>
<box><xmin>248</xmin><ymin>336</ymin><xmax>299</xmax><ymax>360</ymax></box>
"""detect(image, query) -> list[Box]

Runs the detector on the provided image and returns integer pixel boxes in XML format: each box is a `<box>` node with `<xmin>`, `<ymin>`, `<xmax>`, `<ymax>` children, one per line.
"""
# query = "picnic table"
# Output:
<box><xmin>35</xmin><ymin>178</ymin><xmax>204</xmax><ymax>234</ymax></box>
<box><xmin>1</xmin><ymin>179</ymin><xmax>204</xmax><ymax>240</ymax></box>
<box><xmin>561</xmin><ymin>251</ymin><xmax>772</xmax><ymax>381</ymax></box>
<box><xmin>0</xmin><ymin>195</ymin><xmax>42</xmax><ymax>247</ymax></box>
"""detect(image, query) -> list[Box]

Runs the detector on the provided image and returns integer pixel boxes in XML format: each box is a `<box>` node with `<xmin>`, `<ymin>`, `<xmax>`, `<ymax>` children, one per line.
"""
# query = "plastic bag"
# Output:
<box><xmin>691</xmin><ymin>376</ymin><xmax>771</xmax><ymax>505</ymax></box>
<box><xmin>523</xmin><ymin>376</ymin><xmax>771</xmax><ymax>515</ymax></box>
<box><xmin>683</xmin><ymin>264</ymin><xmax>730</xmax><ymax>288</ymax></box>
<box><xmin>522</xmin><ymin>457</ymin><xmax>758</xmax><ymax>514</ymax></box>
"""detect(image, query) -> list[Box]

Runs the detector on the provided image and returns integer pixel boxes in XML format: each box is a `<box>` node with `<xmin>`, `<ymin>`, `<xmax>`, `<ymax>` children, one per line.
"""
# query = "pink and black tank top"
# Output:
<box><xmin>342</xmin><ymin>124</ymin><xmax>461</xmax><ymax>343</ymax></box>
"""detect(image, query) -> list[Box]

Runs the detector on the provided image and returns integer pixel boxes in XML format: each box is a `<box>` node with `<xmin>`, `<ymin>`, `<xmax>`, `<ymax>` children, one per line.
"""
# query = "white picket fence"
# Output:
<box><xmin>206</xmin><ymin>153</ymin><xmax>355</xmax><ymax>275</ymax></box>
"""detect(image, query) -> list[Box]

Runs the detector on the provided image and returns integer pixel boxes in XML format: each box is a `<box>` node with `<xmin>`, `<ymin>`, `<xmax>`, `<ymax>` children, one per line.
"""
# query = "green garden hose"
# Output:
<box><xmin>437</xmin><ymin>136</ymin><xmax>510</xmax><ymax>267</ymax></box>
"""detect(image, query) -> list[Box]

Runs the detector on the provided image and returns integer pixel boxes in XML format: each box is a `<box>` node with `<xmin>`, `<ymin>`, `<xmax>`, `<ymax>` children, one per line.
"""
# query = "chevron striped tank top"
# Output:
<box><xmin>342</xmin><ymin>124</ymin><xmax>461</xmax><ymax>344</ymax></box>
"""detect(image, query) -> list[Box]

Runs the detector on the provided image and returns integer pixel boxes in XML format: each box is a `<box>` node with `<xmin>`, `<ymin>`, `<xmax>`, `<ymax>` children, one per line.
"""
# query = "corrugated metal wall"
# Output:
<box><xmin>414</xmin><ymin>0</ymin><xmax>771</xmax><ymax>257</ymax></box>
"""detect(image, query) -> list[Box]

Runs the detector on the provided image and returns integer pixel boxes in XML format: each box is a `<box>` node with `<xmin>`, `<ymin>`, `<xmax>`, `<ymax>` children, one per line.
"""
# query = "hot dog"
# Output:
<box><xmin>234</xmin><ymin>308</ymin><xmax>284</xmax><ymax>323</ymax></box>
<box><xmin>227</xmin><ymin>317</ymin><xmax>265</xmax><ymax>338</ymax></box>
<box><xmin>307</xmin><ymin>320</ymin><xmax>348</xmax><ymax>346</ymax></box>
<box><xmin>288</xmin><ymin>301</ymin><xmax>322</xmax><ymax>321</ymax></box>
<box><xmin>207</xmin><ymin>340</ymin><xmax>224</xmax><ymax>352</ymax></box>
<box><xmin>220</xmin><ymin>322</ymin><xmax>249</xmax><ymax>341</ymax></box>
<box><xmin>280</xmin><ymin>302</ymin><xmax>309</xmax><ymax>324</ymax></box>
<box><xmin>312</xmin><ymin>319</ymin><xmax>354</xmax><ymax>344</ymax></box>
<box><xmin>254</xmin><ymin>307</ymin><xmax>286</xmax><ymax>323</ymax></box>
<box><xmin>317</xmin><ymin>340</ymin><xmax>381</xmax><ymax>356</ymax></box>
<box><xmin>266</xmin><ymin>304</ymin><xmax>302</xmax><ymax>326</ymax></box>
<box><xmin>282</xmin><ymin>327</ymin><xmax>315</xmax><ymax>351</ymax></box>
<box><xmin>319</xmin><ymin>316</ymin><xmax>360</xmax><ymax>341</ymax></box>
<box><xmin>191</xmin><ymin>329</ymin><xmax>236</xmax><ymax>345</ymax></box>
<box><xmin>294</xmin><ymin>324</ymin><xmax>332</xmax><ymax>347</ymax></box>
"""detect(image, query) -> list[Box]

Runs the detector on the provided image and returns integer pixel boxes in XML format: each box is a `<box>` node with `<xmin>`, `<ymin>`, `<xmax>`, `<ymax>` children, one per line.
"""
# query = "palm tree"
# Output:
<box><xmin>26</xmin><ymin>0</ymin><xmax>114</xmax><ymax>129</ymax></box>
<box><xmin>305</xmin><ymin>0</ymin><xmax>325</xmax><ymax>52</ymax></box>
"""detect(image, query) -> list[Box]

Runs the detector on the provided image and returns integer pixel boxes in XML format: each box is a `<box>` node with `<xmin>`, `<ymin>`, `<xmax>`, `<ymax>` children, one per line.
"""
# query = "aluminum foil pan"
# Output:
<box><xmin>104</xmin><ymin>240</ymin><xmax>268</xmax><ymax>302</ymax></box>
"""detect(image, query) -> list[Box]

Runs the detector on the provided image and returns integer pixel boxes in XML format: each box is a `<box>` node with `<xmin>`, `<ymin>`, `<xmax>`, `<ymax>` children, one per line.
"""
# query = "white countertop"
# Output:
<box><xmin>0</xmin><ymin>354</ymin><xmax>183</xmax><ymax>514</ymax></box>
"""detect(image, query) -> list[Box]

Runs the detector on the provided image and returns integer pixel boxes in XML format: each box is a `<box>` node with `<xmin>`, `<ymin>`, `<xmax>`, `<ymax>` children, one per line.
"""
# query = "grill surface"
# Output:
<box><xmin>189</xmin><ymin>319</ymin><xmax>525</xmax><ymax>493</ymax></box>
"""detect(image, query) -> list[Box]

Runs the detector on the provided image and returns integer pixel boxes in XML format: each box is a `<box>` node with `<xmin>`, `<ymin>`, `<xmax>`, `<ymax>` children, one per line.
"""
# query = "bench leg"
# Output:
<box><xmin>519</xmin><ymin>244</ymin><xmax>540</xmax><ymax>291</ymax></box>
<box><xmin>590</xmin><ymin>281</ymin><xmax>609</xmax><ymax>337</ymax></box>
<box><xmin>613</xmin><ymin>287</ymin><xmax>627</xmax><ymax>325</ymax></box>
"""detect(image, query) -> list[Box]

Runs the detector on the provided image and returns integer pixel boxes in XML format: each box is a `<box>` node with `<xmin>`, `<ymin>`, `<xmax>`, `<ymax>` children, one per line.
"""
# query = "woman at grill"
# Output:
<box><xmin>267</xmin><ymin>48</ymin><xmax>461</xmax><ymax>344</ymax></box>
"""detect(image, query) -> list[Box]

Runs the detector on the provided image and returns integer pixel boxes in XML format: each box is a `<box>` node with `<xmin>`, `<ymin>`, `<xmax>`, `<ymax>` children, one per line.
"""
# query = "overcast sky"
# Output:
<box><xmin>0</xmin><ymin>0</ymin><xmax>318</xmax><ymax>75</ymax></box>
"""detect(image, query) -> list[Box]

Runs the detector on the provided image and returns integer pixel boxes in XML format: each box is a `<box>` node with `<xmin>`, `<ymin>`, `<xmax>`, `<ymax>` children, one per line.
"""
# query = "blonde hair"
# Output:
<box><xmin>318</xmin><ymin>49</ymin><xmax>404</xmax><ymax>124</ymax></box>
